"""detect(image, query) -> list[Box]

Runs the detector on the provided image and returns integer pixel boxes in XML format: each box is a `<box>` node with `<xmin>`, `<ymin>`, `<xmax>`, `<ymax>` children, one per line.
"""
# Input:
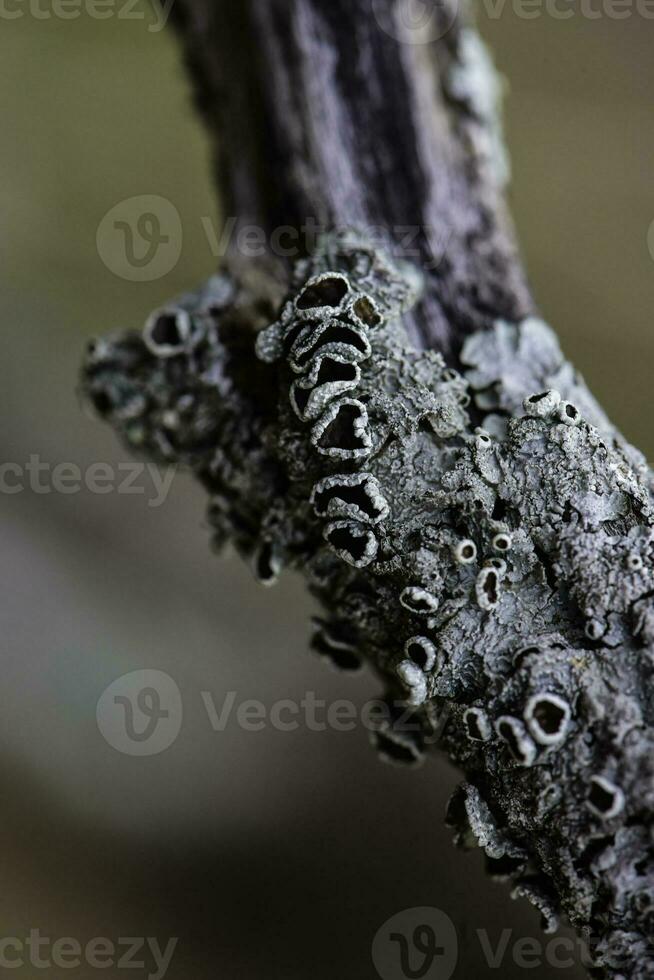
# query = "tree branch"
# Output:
<box><xmin>170</xmin><ymin>0</ymin><xmax>532</xmax><ymax>355</ymax></box>
<box><xmin>81</xmin><ymin>3</ymin><xmax>654</xmax><ymax>977</ymax></box>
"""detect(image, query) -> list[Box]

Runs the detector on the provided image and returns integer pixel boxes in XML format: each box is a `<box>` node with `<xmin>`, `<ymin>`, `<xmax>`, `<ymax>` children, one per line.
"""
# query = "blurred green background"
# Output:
<box><xmin>0</xmin><ymin>3</ymin><xmax>652</xmax><ymax>978</ymax></box>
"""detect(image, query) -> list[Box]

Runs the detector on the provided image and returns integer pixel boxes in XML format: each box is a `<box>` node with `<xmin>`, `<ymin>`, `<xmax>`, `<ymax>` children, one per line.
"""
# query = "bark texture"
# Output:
<box><xmin>81</xmin><ymin>2</ymin><xmax>654</xmax><ymax>977</ymax></box>
<box><xmin>169</xmin><ymin>0</ymin><xmax>532</xmax><ymax>355</ymax></box>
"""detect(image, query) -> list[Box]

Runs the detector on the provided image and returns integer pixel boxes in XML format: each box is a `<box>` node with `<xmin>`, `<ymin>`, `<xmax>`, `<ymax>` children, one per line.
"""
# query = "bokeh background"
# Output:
<box><xmin>1</xmin><ymin>3</ymin><xmax>653</xmax><ymax>978</ymax></box>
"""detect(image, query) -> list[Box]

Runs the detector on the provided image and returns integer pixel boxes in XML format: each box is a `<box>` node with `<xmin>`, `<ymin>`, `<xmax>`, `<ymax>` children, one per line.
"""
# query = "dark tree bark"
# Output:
<box><xmin>170</xmin><ymin>0</ymin><xmax>532</xmax><ymax>356</ymax></box>
<box><xmin>82</xmin><ymin>2</ymin><xmax>654</xmax><ymax>977</ymax></box>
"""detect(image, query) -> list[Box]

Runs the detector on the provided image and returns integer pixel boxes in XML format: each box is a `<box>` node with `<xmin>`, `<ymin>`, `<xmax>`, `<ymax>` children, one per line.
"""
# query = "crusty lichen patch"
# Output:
<box><xmin>83</xmin><ymin>232</ymin><xmax>654</xmax><ymax>979</ymax></box>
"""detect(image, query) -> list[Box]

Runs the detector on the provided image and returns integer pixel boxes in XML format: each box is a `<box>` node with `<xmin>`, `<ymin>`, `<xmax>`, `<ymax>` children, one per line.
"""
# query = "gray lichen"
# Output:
<box><xmin>82</xmin><ymin>232</ymin><xmax>654</xmax><ymax>979</ymax></box>
<box><xmin>445</xmin><ymin>28</ymin><xmax>511</xmax><ymax>189</ymax></box>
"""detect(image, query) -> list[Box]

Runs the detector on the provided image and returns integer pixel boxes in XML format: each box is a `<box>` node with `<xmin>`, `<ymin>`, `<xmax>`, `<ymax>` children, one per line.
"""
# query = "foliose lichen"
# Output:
<box><xmin>82</xmin><ymin>231</ymin><xmax>654</xmax><ymax>978</ymax></box>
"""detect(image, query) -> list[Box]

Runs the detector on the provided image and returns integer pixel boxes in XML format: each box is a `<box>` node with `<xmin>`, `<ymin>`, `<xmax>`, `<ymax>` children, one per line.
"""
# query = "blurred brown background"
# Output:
<box><xmin>0</xmin><ymin>3</ymin><xmax>652</xmax><ymax>978</ymax></box>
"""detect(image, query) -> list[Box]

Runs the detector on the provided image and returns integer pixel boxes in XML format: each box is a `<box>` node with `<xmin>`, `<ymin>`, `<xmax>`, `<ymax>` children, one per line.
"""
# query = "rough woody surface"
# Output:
<box><xmin>169</xmin><ymin>0</ymin><xmax>533</xmax><ymax>354</ymax></box>
<box><xmin>81</xmin><ymin>1</ymin><xmax>654</xmax><ymax>976</ymax></box>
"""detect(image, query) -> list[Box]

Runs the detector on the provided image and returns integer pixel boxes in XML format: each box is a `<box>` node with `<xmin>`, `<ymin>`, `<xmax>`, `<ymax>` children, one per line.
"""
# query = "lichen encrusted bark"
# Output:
<box><xmin>82</xmin><ymin>232</ymin><xmax>654</xmax><ymax>979</ymax></box>
<box><xmin>167</xmin><ymin>0</ymin><xmax>532</xmax><ymax>356</ymax></box>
